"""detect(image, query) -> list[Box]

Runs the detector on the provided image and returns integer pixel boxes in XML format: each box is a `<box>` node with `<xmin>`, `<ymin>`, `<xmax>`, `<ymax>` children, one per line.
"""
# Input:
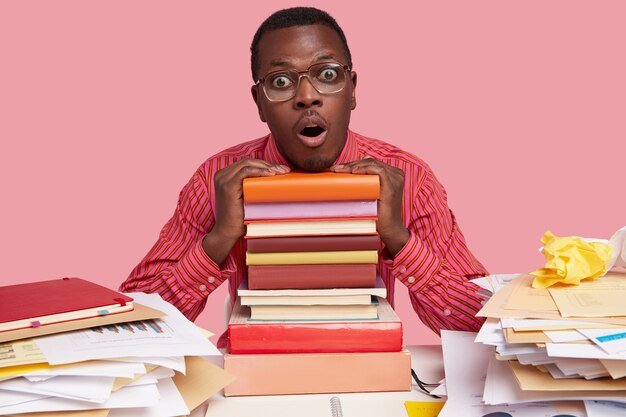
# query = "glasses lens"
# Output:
<box><xmin>309</xmin><ymin>63</ymin><xmax>346</xmax><ymax>94</ymax></box>
<box><xmin>262</xmin><ymin>63</ymin><xmax>347</xmax><ymax>101</ymax></box>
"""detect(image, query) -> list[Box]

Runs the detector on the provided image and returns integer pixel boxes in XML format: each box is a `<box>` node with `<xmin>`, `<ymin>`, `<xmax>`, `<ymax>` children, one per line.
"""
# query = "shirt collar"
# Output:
<box><xmin>263</xmin><ymin>129</ymin><xmax>359</xmax><ymax>168</ymax></box>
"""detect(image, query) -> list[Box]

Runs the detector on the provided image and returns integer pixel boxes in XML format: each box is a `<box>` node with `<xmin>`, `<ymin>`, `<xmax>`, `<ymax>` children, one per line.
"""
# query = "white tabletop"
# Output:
<box><xmin>202</xmin><ymin>345</ymin><xmax>445</xmax><ymax>417</ymax></box>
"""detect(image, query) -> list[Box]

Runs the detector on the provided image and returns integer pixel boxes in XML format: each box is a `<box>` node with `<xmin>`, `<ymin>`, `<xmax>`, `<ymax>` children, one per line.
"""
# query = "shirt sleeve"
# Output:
<box><xmin>380</xmin><ymin>168</ymin><xmax>488</xmax><ymax>334</ymax></box>
<box><xmin>119</xmin><ymin>165</ymin><xmax>235</xmax><ymax>322</ymax></box>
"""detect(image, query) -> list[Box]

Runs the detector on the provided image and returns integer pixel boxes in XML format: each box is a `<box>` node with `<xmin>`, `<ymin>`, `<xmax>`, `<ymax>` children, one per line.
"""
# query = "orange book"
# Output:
<box><xmin>242</xmin><ymin>172</ymin><xmax>380</xmax><ymax>203</ymax></box>
<box><xmin>223</xmin><ymin>348</ymin><xmax>411</xmax><ymax>396</ymax></box>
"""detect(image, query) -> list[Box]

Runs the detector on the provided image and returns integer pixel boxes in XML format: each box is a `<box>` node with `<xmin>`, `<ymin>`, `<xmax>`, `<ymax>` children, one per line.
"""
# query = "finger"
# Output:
<box><xmin>236</xmin><ymin>158</ymin><xmax>290</xmax><ymax>173</ymax></box>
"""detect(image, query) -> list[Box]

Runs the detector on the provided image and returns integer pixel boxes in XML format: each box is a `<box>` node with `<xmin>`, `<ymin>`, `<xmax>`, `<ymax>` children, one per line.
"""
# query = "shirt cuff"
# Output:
<box><xmin>381</xmin><ymin>230</ymin><xmax>441</xmax><ymax>291</ymax></box>
<box><xmin>173</xmin><ymin>238</ymin><xmax>236</xmax><ymax>301</ymax></box>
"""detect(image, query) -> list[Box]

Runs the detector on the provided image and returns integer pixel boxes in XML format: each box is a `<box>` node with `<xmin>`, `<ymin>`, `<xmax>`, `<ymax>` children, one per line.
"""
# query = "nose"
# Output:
<box><xmin>293</xmin><ymin>75</ymin><xmax>322</xmax><ymax>109</ymax></box>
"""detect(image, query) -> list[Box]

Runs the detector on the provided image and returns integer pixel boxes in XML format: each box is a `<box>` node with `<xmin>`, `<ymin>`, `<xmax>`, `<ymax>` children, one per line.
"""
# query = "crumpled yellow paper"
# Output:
<box><xmin>530</xmin><ymin>231</ymin><xmax>613</xmax><ymax>289</ymax></box>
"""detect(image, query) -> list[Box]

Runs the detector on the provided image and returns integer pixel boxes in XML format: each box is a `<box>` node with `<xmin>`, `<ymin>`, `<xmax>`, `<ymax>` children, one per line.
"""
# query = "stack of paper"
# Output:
<box><xmin>462</xmin><ymin>271</ymin><xmax>626</xmax><ymax>415</ymax></box>
<box><xmin>0</xmin><ymin>291</ymin><xmax>233</xmax><ymax>417</ymax></box>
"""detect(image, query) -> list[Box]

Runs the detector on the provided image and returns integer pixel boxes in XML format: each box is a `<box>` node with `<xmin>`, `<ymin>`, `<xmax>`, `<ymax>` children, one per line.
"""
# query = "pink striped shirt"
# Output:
<box><xmin>120</xmin><ymin>130</ymin><xmax>488</xmax><ymax>338</ymax></box>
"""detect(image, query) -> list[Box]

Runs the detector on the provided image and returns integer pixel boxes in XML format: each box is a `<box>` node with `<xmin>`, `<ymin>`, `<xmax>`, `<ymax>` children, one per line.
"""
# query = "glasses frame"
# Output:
<box><xmin>255</xmin><ymin>62</ymin><xmax>352</xmax><ymax>102</ymax></box>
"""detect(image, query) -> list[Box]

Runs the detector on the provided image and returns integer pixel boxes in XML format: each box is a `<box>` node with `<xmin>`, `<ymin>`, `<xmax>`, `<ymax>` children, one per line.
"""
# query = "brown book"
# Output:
<box><xmin>247</xmin><ymin>264</ymin><xmax>377</xmax><ymax>290</ymax></box>
<box><xmin>246</xmin><ymin>234</ymin><xmax>380</xmax><ymax>253</ymax></box>
<box><xmin>223</xmin><ymin>348</ymin><xmax>411</xmax><ymax>396</ymax></box>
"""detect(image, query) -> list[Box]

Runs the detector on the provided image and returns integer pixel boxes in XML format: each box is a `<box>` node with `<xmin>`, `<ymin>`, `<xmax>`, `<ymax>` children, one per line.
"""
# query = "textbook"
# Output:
<box><xmin>238</xmin><ymin>276</ymin><xmax>386</xmax><ymax>297</ymax></box>
<box><xmin>249</xmin><ymin>302</ymin><xmax>378</xmax><ymax>321</ymax></box>
<box><xmin>223</xmin><ymin>348</ymin><xmax>411</xmax><ymax>396</ymax></box>
<box><xmin>245</xmin><ymin>250</ymin><xmax>378</xmax><ymax>266</ymax></box>
<box><xmin>0</xmin><ymin>278</ymin><xmax>134</xmax><ymax>333</ymax></box>
<box><xmin>247</xmin><ymin>264</ymin><xmax>377</xmax><ymax>290</ymax></box>
<box><xmin>246</xmin><ymin>234</ymin><xmax>380</xmax><ymax>253</ymax></box>
<box><xmin>240</xmin><ymin>293</ymin><xmax>373</xmax><ymax>306</ymax></box>
<box><xmin>228</xmin><ymin>296</ymin><xmax>402</xmax><ymax>354</ymax></box>
<box><xmin>244</xmin><ymin>200</ymin><xmax>377</xmax><ymax>220</ymax></box>
<box><xmin>242</xmin><ymin>172</ymin><xmax>380</xmax><ymax>203</ymax></box>
<box><xmin>245</xmin><ymin>218</ymin><xmax>377</xmax><ymax>238</ymax></box>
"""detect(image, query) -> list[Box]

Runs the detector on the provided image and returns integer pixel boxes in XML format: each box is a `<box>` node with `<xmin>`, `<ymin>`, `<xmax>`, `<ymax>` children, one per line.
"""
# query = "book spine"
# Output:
<box><xmin>245</xmin><ymin>250</ymin><xmax>378</xmax><ymax>266</ymax></box>
<box><xmin>246</xmin><ymin>235</ymin><xmax>381</xmax><ymax>253</ymax></box>
<box><xmin>228</xmin><ymin>321</ymin><xmax>403</xmax><ymax>354</ymax></box>
<box><xmin>223</xmin><ymin>348</ymin><xmax>411</xmax><ymax>396</ymax></box>
<box><xmin>243</xmin><ymin>200</ymin><xmax>377</xmax><ymax>220</ymax></box>
<box><xmin>247</xmin><ymin>264</ymin><xmax>377</xmax><ymax>290</ymax></box>
<box><xmin>243</xmin><ymin>173</ymin><xmax>380</xmax><ymax>203</ymax></box>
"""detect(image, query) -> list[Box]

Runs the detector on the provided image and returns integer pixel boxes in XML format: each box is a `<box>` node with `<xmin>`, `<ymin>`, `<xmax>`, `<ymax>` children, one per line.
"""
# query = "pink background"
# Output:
<box><xmin>1</xmin><ymin>1</ymin><xmax>624</xmax><ymax>345</ymax></box>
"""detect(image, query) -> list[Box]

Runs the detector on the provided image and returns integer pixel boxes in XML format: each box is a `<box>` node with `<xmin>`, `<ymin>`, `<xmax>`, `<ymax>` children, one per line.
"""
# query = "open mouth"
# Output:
<box><xmin>299</xmin><ymin>125</ymin><xmax>326</xmax><ymax>137</ymax></box>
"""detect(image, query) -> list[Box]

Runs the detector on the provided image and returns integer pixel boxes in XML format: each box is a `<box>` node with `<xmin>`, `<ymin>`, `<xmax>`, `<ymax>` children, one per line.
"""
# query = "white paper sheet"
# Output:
<box><xmin>111</xmin><ymin>356</ymin><xmax>186</xmax><ymax>373</ymax></box>
<box><xmin>585</xmin><ymin>400</ymin><xmax>626</xmax><ymax>416</ymax></box>
<box><xmin>22</xmin><ymin>360</ymin><xmax>145</xmax><ymax>379</ymax></box>
<box><xmin>0</xmin><ymin>390</ymin><xmax>47</xmax><ymax>407</ymax></box>
<box><xmin>438</xmin><ymin>331</ymin><xmax>573</xmax><ymax>416</ymax></box>
<box><xmin>607</xmin><ymin>226</ymin><xmax>626</xmax><ymax>270</ymax></box>
<box><xmin>0</xmin><ymin>383</ymin><xmax>159</xmax><ymax>415</ymax></box>
<box><xmin>578</xmin><ymin>328</ymin><xmax>626</xmax><ymax>355</ymax></box>
<box><xmin>547</xmin><ymin>342</ymin><xmax>626</xmax><ymax>360</ymax></box>
<box><xmin>554</xmin><ymin>358</ymin><xmax>605</xmax><ymax>376</ymax></box>
<box><xmin>127</xmin><ymin>367</ymin><xmax>175</xmax><ymax>387</ymax></box>
<box><xmin>0</xmin><ymin>375</ymin><xmax>114</xmax><ymax>403</ymax></box>
<box><xmin>475</xmin><ymin>317</ymin><xmax>505</xmax><ymax>345</ymax></box>
<box><xmin>545</xmin><ymin>330</ymin><xmax>589</xmax><ymax>343</ymax></box>
<box><xmin>35</xmin><ymin>293</ymin><xmax>220</xmax><ymax>365</ymax></box>
<box><xmin>108</xmin><ymin>378</ymin><xmax>188</xmax><ymax>417</ymax></box>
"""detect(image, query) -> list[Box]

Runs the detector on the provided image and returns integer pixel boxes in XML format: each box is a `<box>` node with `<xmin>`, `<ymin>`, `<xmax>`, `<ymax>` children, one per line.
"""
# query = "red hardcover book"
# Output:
<box><xmin>247</xmin><ymin>264</ymin><xmax>377</xmax><ymax>290</ymax></box>
<box><xmin>246</xmin><ymin>234</ymin><xmax>381</xmax><ymax>253</ymax></box>
<box><xmin>227</xmin><ymin>296</ymin><xmax>402</xmax><ymax>354</ymax></box>
<box><xmin>0</xmin><ymin>278</ymin><xmax>134</xmax><ymax>332</ymax></box>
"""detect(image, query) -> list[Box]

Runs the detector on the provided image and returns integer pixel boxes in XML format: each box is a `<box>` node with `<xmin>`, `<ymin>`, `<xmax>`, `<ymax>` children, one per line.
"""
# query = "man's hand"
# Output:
<box><xmin>331</xmin><ymin>158</ymin><xmax>409</xmax><ymax>257</ymax></box>
<box><xmin>203</xmin><ymin>158</ymin><xmax>290</xmax><ymax>266</ymax></box>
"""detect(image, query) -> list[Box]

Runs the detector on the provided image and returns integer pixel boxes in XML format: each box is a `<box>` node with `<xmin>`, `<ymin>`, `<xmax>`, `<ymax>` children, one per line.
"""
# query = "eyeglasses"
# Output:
<box><xmin>256</xmin><ymin>62</ymin><xmax>351</xmax><ymax>102</ymax></box>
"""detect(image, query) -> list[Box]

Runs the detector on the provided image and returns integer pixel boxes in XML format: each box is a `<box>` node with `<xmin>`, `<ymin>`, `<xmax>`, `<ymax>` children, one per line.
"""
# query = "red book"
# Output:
<box><xmin>227</xmin><ymin>296</ymin><xmax>402</xmax><ymax>354</ymax></box>
<box><xmin>0</xmin><ymin>278</ymin><xmax>134</xmax><ymax>332</ymax></box>
<box><xmin>246</xmin><ymin>234</ymin><xmax>381</xmax><ymax>253</ymax></box>
<box><xmin>247</xmin><ymin>264</ymin><xmax>377</xmax><ymax>290</ymax></box>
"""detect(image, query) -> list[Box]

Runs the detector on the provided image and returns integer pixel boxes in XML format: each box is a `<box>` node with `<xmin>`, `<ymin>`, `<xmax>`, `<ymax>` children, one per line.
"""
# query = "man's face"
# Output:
<box><xmin>252</xmin><ymin>24</ymin><xmax>357</xmax><ymax>171</ymax></box>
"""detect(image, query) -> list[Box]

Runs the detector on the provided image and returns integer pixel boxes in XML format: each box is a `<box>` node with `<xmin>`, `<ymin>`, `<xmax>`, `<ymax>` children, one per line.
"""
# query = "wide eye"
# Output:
<box><xmin>318</xmin><ymin>68</ymin><xmax>339</xmax><ymax>83</ymax></box>
<box><xmin>270</xmin><ymin>75</ymin><xmax>293</xmax><ymax>89</ymax></box>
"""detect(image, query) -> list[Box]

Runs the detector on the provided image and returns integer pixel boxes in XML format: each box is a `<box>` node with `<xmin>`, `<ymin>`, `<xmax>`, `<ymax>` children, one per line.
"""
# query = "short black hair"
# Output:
<box><xmin>250</xmin><ymin>7</ymin><xmax>352</xmax><ymax>81</ymax></box>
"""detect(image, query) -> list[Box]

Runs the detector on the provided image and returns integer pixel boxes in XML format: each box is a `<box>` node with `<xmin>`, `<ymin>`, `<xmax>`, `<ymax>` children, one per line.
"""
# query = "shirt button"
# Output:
<box><xmin>207</xmin><ymin>276</ymin><xmax>216</xmax><ymax>284</ymax></box>
<box><xmin>400</xmin><ymin>267</ymin><xmax>407</xmax><ymax>274</ymax></box>
<box><xmin>199</xmin><ymin>284</ymin><xmax>207</xmax><ymax>292</ymax></box>
<box><xmin>443</xmin><ymin>308</ymin><xmax>452</xmax><ymax>316</ymax></box>
<box><xmin>407</xmin><ymin>276</ymin><xmax>416</xmax><ymax>284</ymax></box>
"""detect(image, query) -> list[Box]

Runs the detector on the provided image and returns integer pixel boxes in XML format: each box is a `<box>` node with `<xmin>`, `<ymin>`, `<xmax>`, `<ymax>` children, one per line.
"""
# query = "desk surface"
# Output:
<box><xmin>203</xmin><ymin>345</ymin><xmax>445</xmax><ymax>417</ymax></box>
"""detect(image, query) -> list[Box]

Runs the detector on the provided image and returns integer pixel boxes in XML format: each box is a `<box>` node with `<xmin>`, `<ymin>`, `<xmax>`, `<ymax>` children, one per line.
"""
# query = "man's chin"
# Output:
<box><xmin>294</xmin><ymin>156</ymin><xmax>335</xmax><ymax>172</ymax></box>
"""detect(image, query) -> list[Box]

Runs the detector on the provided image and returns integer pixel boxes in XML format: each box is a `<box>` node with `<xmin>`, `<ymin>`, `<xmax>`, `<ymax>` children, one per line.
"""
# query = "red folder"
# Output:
<box><xmin>0</xmin><ymin>278</ymin><xmax>134</xmax><ymax>332</ymax></box>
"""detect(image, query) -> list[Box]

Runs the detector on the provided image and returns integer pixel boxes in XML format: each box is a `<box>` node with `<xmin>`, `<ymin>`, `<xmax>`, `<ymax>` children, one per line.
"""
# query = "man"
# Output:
<box><xmin>120</xmin><ymin>7</ymin><xmax>488</xmax><ymax>344</ymax></box>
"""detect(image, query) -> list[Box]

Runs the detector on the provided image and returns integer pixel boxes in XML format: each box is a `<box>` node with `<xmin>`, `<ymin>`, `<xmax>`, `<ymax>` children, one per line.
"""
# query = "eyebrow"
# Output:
<box><xmin>269</xmin><ymin>53</ymin><xmax>339</xmax><ymax>68</ymax></box>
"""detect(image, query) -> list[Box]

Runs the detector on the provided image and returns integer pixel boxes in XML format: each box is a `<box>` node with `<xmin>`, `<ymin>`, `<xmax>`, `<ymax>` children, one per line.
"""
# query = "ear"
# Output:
<box><xmin>251</xmin><ymin>85</ymin><xmax>267</xmax><ymax>123</ymax></box>
<box><xmin>349</xmin><ymin>71</ymin><xmax>357</xmax><ymax>110</ymax></box>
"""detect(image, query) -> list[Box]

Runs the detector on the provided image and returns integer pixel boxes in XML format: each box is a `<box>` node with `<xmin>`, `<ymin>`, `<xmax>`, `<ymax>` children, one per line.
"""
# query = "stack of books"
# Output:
<box><xmin>434</xmin><ymin>272</ymin><xmax>626</xmax><ymax>416</ymax></box>
<box><xmin>223</xmin><ymin>172</ymin><xmax>411</xmax><ymax>396</ymax></box>
<box><xmin>0</xmin><ymin>278</ymin><xmax>233</xmax><ymax>416</ymax></box>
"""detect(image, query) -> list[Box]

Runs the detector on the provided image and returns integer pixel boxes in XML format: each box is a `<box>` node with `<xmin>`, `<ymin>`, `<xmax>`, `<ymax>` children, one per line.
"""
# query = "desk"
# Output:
<box><xmin>202</xmin><ymin>345</ymin><xmax>445</xmax><ymax>417</ymax></box>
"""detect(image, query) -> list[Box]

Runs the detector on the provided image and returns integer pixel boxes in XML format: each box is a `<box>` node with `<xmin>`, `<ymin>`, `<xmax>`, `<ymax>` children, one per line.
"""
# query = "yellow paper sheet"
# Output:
<box><xmin>404</xmin><ymin>401</ymin><xmax>445</xmax><ymax>417</ymax></box>
<box><xmin>509</xmin><ymin>360</ymin><xmax>626</xmax><ymax>391</ymax></box>
<box><xmin>506</xmin><ymin>275</ymin><xmax>559</xmax><ymax>312</ymax></box>
<box><xmin>0</xmin><ymin>339</ymin><xmax>46</xmax><ymax>368</ymax></box>
<box><xmin>173</xmin><ymin>356</ymin><xmax>235</xmax><ymax>412</ymax></box>
<box><xmin>530</xmin><ymin>231</ymin><xmax>612</xmax><ymax>288</ymax></box>
<box><xmin>600</xmin><ymin>359</ymin><xmax>626</xmax><ymax>379</ymax></box>
<box><xmin>548</xmin><ymin>271</ymin><xmax>626</xmax><ymax>317</ymax></box>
